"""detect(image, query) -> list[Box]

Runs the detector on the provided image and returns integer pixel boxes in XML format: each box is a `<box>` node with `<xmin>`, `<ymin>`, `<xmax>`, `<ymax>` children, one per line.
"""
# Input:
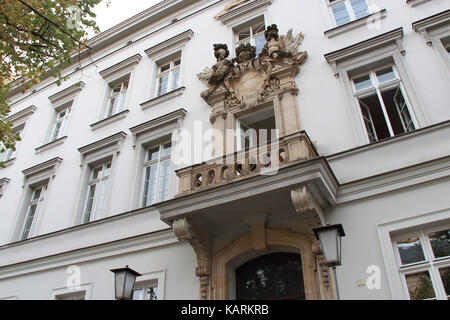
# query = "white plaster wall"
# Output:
<box><xmin>0</xmin><ymin>241</ymin><xmax>198</xmax><ymax>300</ymax></box>
<box><xmin>327</xmin><ymin>177</ymin><xmax>450</xmax><ymax>300</ymax></box>
<box><xmin>0</xmin><ymin>0</ymin><xmax>449</xmax><ymax>300</ymax></box>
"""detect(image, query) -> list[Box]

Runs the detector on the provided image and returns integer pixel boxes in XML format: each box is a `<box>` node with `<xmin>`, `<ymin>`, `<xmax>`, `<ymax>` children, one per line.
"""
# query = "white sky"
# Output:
<box><xmin>88</xmin><ymin>0</ymin><xmax>164</xmax><ymax>38</ymax></box>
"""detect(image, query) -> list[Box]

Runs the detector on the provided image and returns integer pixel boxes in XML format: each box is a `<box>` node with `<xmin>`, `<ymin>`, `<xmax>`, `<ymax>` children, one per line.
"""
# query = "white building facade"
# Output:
<box><xmin>0</xmin><ymin>0</ymin><xmax>449</xmax><ymax>300</ymax></box>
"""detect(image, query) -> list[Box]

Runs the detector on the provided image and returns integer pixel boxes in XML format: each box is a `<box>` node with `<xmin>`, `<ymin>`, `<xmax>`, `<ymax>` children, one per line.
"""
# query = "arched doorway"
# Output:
<box><xmin>235</xmin><ymin>252</ymin><xmax>305</xmax><ymax>300</ymax></box>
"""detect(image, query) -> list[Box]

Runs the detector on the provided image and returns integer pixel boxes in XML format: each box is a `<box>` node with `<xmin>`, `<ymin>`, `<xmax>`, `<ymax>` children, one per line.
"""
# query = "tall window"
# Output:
<box><xmin>107</xmin><ymin>80</ymin><xmax>128</xmax><ymax>118</ymax></box>
<box><xmin>233</xmin><ymin>16</ymin><xmax>266</xmax><ymax>54</ymax></box>
<box><xmin>350</xmin><ymin>64</ymin><xmax>416</xmax><ymax>143</ymax></box>
<box><xmin>83</xmin><ymin>161</ymin><xmax>111</xmax><ymax>223</ymax></box>
<box><xmin>328</xmin><ymin>0</ymin><xmax>370</xmax><ymax>27</ymax></box>
<box><xmin>0</xmin><ymin>127</ymin><xmax>22</xmax><ymax>162</ymax></box>
<box><xmin>21</xmin><ymin>184</ymin><xmax>47</xmax><ymax>240</ymax></box>
<box><xmin>156</xmin><ymin>58</ymin><xmax>180</xmax><ymax>97</ymax></box>
<box><xmin>393</xmin><ymin>227</ymin><xmax>450</xmax><ymax>300</ymax></box>
<box><xmin>441</xmin><ymin>36</ymin><xmax>450</xmax><ymax>56</ymax></box>
<box><xmin>142</xmin><ymin>141</ymin><xmax>171</xmax><ymax>207</ymax></box>
<box><xmin>51</xmin><ymin>105</ymin><xmax>71</xmax><ymax>142</ymax></box>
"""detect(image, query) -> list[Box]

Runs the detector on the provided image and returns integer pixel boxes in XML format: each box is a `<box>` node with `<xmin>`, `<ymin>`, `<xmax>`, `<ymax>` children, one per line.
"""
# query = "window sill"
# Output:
<box><xmin>324</xmin><ymin>9</ymin><xmax>387</xmax><ymax>38</ymax></box>
<box><xmin>140</xmin><ymin>87</ymin><xmax>185</xmax><ymax>110</ymax></box>
<box><xmin>35</xmin><ymin>136</ymin><xmax>68</xmax><ymax>154</ymax></box>
<box><xmin>0</xmin><ymin>157</ymin><xmax>16</xmax><ymax>168</ymax></box>
<box><xmin>90</xmin><ymin>109</ymin><xmax>130</xmax><ymax>131</ymax></box>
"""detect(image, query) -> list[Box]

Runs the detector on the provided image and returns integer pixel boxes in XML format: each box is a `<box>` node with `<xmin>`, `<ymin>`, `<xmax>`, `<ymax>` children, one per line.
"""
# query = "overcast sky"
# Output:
<box><xmin>88</xmin><ymin>0</ymin><xmax>164</xmax><ymax>37</ymax></box>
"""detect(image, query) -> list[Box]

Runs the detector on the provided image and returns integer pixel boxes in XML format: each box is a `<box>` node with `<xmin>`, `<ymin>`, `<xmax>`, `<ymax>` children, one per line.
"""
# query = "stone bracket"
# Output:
<box><xmin>173</xmin><ymin>217</ymin><xmax>211</xmax><ymax>300</ymax></box>
<box><xmin>290</xmin><ymin>185</ymin><xmax>326</xmax><ymax>228</ymax></box>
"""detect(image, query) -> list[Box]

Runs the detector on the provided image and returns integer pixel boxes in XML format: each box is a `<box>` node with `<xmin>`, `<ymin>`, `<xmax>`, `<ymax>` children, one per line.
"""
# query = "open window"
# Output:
<box><xmin>350</xmin><ymin>64</ymin><xmax>416</xmax><ymax>143</ymax></box>
<box><xmin>236</xmin><ymin>106</ymin><xmax>277</xmax><ymax>150</ymax></box>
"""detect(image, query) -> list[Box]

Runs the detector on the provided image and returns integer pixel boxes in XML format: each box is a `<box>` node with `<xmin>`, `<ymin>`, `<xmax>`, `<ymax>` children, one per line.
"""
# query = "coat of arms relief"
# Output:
<box><xmin>197</xmin><ymin>24</ymin><xmax>307</xmax><ymax>124</ymax></box>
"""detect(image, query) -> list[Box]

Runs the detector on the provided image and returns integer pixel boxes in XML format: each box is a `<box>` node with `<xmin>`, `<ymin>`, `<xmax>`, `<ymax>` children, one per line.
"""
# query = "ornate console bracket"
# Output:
<box><xmin>173</xmin><ymin>217</ymin><xmax>211</xmax><ymax>300</ymax></box>
<box><xmin>290</xmin><ymin>185</ymin><xmax>325</xmax><ymax>228</ymax></box>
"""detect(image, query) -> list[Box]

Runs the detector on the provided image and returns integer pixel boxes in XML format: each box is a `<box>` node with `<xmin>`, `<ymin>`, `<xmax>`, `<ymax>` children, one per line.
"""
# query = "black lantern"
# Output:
<box><xmin>110</xmin><ymin>265</ymin><xmax>141</xmax><ymax>300</ymax></box>
<box><xmin>313</xmin><ymin>224</ymin><xmax>345</xmax><ymax>267</ymax></box>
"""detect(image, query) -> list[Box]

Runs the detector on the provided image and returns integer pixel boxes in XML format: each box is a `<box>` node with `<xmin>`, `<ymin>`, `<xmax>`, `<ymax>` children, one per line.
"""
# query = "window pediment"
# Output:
<box><xmin>99</xmin><ymin>54</ymin><xmax>142</xmax><ymax>80</ymax></box>
<box><xmin>48</xmin><ymin>82</ymin><xmax>85</xmax><ymax>105</ymax></box>
<box><xmin>144</xmin><ymin>30</ymin><xmax>194</xmax><ymax>58</ymax></box>
<box><xmin>77</xmin><ymin>132</ymin><xmax>127</xmax><ymax>157</ymax></box>
<box><xmin>6</xmin><ymin>105</ymin><xmax>36</xmax><ymax>126</ymax></box>
<box><xmin>129</xmin><ymin>108</ymin><xmax>186</xmax><ymax>140</ymax></box>
<box><xmin>22</xmin><ymin>157</ymin><xmax>63</xmax><ymax>179</ymax></box>
<box><xmin>412</xmin><ymin>10</ymin><xmax>450</xmax><ymax>45</ymax></box>
<box><xmin>324</xmin><ymin>28</ymin><xmax>404</xmax><ymax>77</ymax></box>
<box><xmin>214</xmin><ymin>0</ymin><xmax>272</xmax><ymax>24</ymax></box>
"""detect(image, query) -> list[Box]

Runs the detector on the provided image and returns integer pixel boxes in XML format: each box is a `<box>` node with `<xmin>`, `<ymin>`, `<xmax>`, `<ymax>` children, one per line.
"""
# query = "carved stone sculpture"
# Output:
<box><xmin>197</xmin><ymin>24</ymin><xmax>307</xmax><ymax>119</ymax></box>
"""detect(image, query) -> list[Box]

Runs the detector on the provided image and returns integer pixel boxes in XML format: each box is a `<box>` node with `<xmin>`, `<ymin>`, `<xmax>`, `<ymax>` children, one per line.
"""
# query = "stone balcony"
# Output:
<box><xmin>176</xmin><ymin>131</ymin><xmax>318</xmax><ymax>196</ymax></box>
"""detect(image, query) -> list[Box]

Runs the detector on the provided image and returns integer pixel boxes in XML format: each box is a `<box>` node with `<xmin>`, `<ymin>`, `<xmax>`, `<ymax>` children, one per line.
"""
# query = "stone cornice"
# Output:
<box><xmin>48</xmin><ymin>82</ymin><xmax>85</xmax><ymax>105</ymax></box>
<box><xmin>412</xmin><ymin>9</ymin><xmax>450</xmax><ymax>32</ymax></box>
<box><xmin>406</xmin><ymin>0</ymin><xmax>432</xmax><ymax>7</ymax></box>
<box><xmin>412</xmin><ymin>9</ymin><xmax>450</xmax><ymax>45</ymax></box>
<box><xmin>6</xmin><ymin>105</ymin><xmax>37</xmax><ymax>125</ymax></box>
<box><xmin>144</xmin><ymin>30</ymin><xmax>194</xmax><ymax>58</ymax></box>
<box><xmin>324</xmin><ymin>28</ymin><xmax>404</xmax><ymax>77</ymax></box>
<box><xmin>22</xmin><ymin>157</ymin><xmax>63</xmax><ymax>178</ymax></box>
<box><xmin>34</xmin><ymin>136</ymin><xmax>68</xmax><ymax>155</ymax></box>
<box><xmin>217</xmin><ymin>0</ymin><xmax>272</xmax><ymax>24</ymax></box>
<box><xmin>99</xmin><ymin>54</ymin><xmax>142</xmax><ymax>79</ymax></box>
<box><xmin>0</xmin><ymin>178</ymin><xmax>10</xmax><ymax>186</ymax></box>
<box><xmin>129</xmin><ymin>108</ymin><xmax>187</xmax><ymax>137</ymax></box>
<box><xmin>77</xmin><ymin>132</ymin><xmax>127</xmax><ymax>155</ymax></box>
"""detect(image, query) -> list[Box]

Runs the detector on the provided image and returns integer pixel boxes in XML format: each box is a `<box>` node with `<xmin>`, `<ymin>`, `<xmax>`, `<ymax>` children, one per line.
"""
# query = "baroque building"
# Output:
<box><xmin>0</xmin><ymin>0</ymin><xmax>449</xmax><ymax>300</ymax></box>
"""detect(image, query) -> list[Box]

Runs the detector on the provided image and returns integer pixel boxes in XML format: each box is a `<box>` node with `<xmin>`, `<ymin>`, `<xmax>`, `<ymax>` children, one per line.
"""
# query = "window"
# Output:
<box><xmin>132</xmin><ymin>282</ymin><xmax>159</xmax><ymax>300</ymax></box>
<box><xmin>350</xmin><ymin>64</ymin><xmax>416</xmax><ymax>143</ymax></box>
<box><xmin>0</xmin><ymin>127</ymin><xmax>22</xmax><ymax>162</ymax></box>
<box><xmin>442</xmin><ymin>36</ymin><xmax>450</xmax><ymax>56</ymax></box>
<box><xmin>233</xmin><ymin>15</ymin><xmax>266</xmax><ymax>54</ymax></box>
<box><xmin>156</xmin><ymin>57</ymin><xmax>180</xmax><ymax>97</ymax></box>
<box><xmin>106</xmin><ymin>80</ymin><xmax>129</xmax><ymax>117</ymax></box>
<box><xmin>142</xmin><ymin>141</ymin><xmax>172</xmax><ymax>207</ymax></box>
<box><xmin>394</xmin><ymin>227</ymin><xmax>450</xmax><ymax>300</ymax></box>
<box><xmin>50</xmin><ymin>104</ymin><xmax>71</xmax><ymax>142</ymax></box>
<box><xmin>83</xmin><ymin>161</ymin><xmax>111</xmax><ymax>223</ymax></box>
<box><xmin>236</xmin><ymin>107</ymin><xmax>277</xmax><ymax>150</ymax></box>
<box><xmin>328</xmin><ymin>0</ymin><xmax>370</xmax><ymax>27</ymax></box>
<box><xmin>21</xmin><ymin>184</ymin><xmax>47</xmax><ymax>240</ymax></box>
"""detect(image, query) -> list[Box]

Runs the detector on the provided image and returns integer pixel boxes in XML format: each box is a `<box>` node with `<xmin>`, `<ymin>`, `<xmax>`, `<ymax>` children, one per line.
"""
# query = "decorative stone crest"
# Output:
<box><xmin>197</xmin><ymin>24</ymin><xmax>307</xmax><ymax>123</ymax></box>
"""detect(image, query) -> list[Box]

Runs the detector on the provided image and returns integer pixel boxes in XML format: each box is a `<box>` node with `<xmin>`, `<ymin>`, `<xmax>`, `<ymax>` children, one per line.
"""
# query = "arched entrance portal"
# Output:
<box><xmin>235</xmin><ymin>252</ymin><xmax>305</xmax><ymax>300</ymax></box>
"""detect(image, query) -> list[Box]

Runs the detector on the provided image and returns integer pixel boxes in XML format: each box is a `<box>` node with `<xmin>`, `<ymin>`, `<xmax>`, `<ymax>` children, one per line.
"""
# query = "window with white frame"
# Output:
<box><xmin>350</xmin><ymin>64</ymin><xmax>416</xmax><ymax>143</ymax></box>
<box><xmin>233</xmin><ymin>15</ymin><xmax>266</xmax><ymax>54</ymax></box>
<box><xmin>141</xmin><ymin>141</ymin><xmax>172</xmax><ymax>207</ymax></box>
<box><xmin>20</xmin><ymin>184</ymin><xmax>47</xmax><ymax>240</ymax></box>
<box><xmin>50</xmin><ymin>104</ymin><xmax>71</xmax><ymax>142</ymax></box>
<box><xmin>236</xmin><ymin>106</ymin><xmax>277</xmax><ymax>150</ymax></box>
<box><xmin>106</xmin><ymin>80</ymin><xmax>129</xmax><ymax>118</ymax></box>
<box><xmin>83</xmin><ymin>161</ymin><xmax>112</xmax><ymax>223</ymax></box>
<box><xmin>132</xmin><ymin>280</ymin><xmax>159</xmax><ymax>300</ymax></box>
<box><xmin>393</xmin><ymin>226</ymin><xmax>450</xmax><ymax>300</ymax></box>
<box><xmin>327</xmin><ymin>0</ymin><xmax>371</xmax><ymax>27</ymax></box>
<box><xmin>0</xmin><ymin>127</ymin><xmax>22</xmax><ymax>162</ymax></box>
<box><xmin>156</xmin><ymin>57</ymin><xmax>180</xmax><ymax>97</ymax></box>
